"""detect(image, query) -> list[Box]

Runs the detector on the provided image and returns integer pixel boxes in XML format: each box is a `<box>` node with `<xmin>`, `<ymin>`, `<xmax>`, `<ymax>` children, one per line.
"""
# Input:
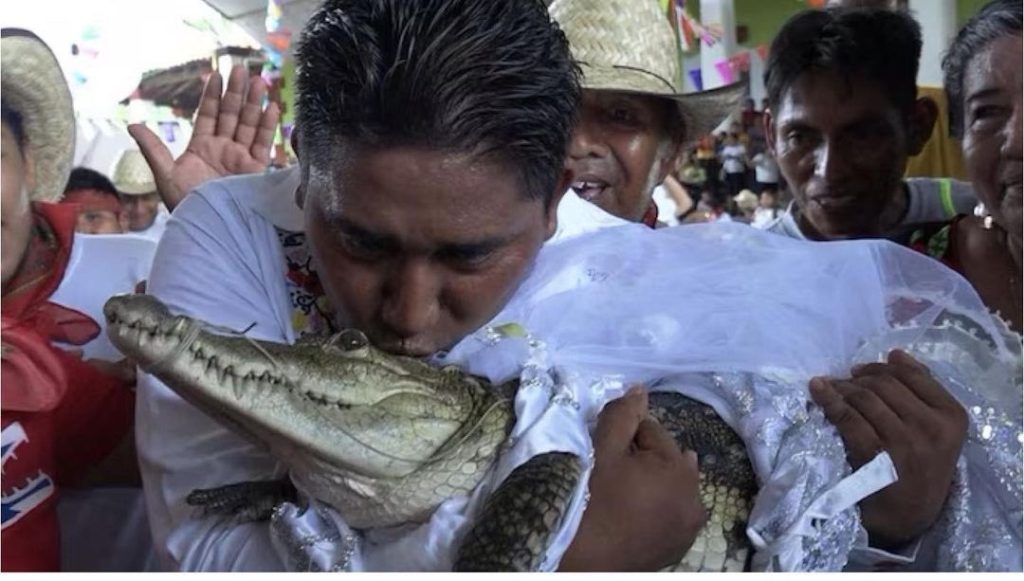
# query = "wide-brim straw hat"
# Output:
<box><xmin>549</xmin><ymin>0</ymin><xmax>744</xmax><ymax>141</ymax></box>
<box><xmin>112</xmin><ymin>149</ymin><xmax>157</xmax><ymax>195</ymax></box>
<box><xmin>733</xmin><ymin>188</ymin><xmax>759</xmax><ymax>211</ymax></box>
<box><xmin>1</xmin><ymin>29</ymin><xmax>75</xmax><ymax>203</ymax></box>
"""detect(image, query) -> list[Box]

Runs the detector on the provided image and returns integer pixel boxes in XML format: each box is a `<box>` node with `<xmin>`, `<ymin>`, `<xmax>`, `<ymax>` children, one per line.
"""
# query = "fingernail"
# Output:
<box><xmin>684</xmin><ymin>449</ymin><xmax>698</xmax><ymax>467</ymax></box>
<box><xmin>627</xmin><ymin>385</ymin><xmax>644</xmax><ymax>398</ymax></box>
<box><xmin>809</xmin><ymin>377</ymin><xmax>828</xmax><ymax>392</ymax></box>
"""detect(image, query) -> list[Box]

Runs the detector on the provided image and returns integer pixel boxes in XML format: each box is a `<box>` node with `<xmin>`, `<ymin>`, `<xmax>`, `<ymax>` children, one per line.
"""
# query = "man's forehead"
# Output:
<box><xmin>776</xmin><ymin>71</ymin><xmax>902</xmax><ymax>121</ymax></box>
<box><xmin>308</xmin><ymin>146</ymin><xmax>545</xmax><ymax>243</ymax></box>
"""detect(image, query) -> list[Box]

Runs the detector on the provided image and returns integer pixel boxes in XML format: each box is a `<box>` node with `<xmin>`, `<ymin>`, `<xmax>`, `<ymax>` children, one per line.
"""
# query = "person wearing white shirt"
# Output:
<box><xmin>750</xmin><ymin>149</ymin><xmax>780</xmax><ymax>193</ymax></box>
<box><xmin>719</xmin><ymin>134</ymin><xmax>748</xmax><ymax>198</ymax></box>
<box><xmin>136</xmin><ymin>1</ymin><xmax>705</xmax><ymax>572</ymax></box>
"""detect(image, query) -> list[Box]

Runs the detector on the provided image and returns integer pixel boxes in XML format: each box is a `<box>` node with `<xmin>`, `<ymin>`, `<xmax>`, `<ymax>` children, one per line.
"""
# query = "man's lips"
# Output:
<box><xmin>570</xmin><ymin>178</ymin><xmax>610</xmax><ymax>202</ymax></box>
<box><xmin>807</xmin><ymin>193</ymin><xmax>859</xmax><ymax>210</ymax></box>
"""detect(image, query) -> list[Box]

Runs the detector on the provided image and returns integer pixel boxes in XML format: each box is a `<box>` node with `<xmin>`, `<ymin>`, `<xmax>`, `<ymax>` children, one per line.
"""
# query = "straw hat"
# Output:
<box><xmin>112</xmin><ymin>149</ymin><xmax>157</xmax><ymax>195</ymax></box>
<box><xmin>1</xmin><ymin>29</ymin><xmax>75</xmax><ymax>203</ymax></box>
<box><xmin>733</xmin><ymin>189</ymin><xmax>759</xmax><ymax>212</ymax></box>
<box><xmin>549</xmin><ymin>0</ymin><xmax>744</xmax><ymax>140</ymax></box>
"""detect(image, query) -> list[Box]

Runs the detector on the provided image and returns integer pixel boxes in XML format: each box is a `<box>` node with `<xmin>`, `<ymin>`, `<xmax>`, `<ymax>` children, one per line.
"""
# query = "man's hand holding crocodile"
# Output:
<box><xmin>811</xmin><ymin>349</ymin><xmax>968</xmax><ymax>551</ymax></box>
<box><xmin>560</xmin><ymin>386</ymin><xmax>705</xmax><ymax>571</ymax></box>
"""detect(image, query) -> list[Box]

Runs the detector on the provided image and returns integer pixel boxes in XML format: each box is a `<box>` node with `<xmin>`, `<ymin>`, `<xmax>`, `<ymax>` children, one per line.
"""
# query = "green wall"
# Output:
<box><xmin>956</xmin><ymin>0</ymin><xmax>990</xmax><ymax>25</ymax></box>
<box><xmin>730</xmin><ymin>0</ymin><xmax>994</xmax><ymax>52</ymax></box>
<box><xmin>735</xmin><ymin>0</ymin><xmax>801</xmax><ymax>49</ymax></box>
<box><xmin>280</xmin><ymin>60</ymin><xmax>295</xmax><ymax>127</ymax></box>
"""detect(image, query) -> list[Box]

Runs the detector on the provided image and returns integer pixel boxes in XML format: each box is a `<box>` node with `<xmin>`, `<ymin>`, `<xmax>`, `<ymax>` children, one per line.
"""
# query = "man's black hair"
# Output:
<box><xmin>294</xmin><ymin>0</ymin><xmax>580</xmax><ymax>203</ymax></box>
<box><xmin>65</xmin><ymin>167</ymin><xmax>119</xmax><ymax>198</ymax></box>
<box><xmin>943</xmin><ymin>0</ymin><xmax>1022</xmax><ymax>139</ymax></box>
<box><xmin>1</xmin><ymin>99</ymin><xmax>26</xmax><ymax>151</ymax></box>
<box><xmin>764</xmin><ymin>8</ymin><xmax>922</xmax><ymax>116</ymax></box>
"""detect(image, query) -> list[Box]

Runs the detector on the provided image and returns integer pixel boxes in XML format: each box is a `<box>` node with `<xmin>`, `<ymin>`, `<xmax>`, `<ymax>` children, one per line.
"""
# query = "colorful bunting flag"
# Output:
<box><xmin>729</xmin><ymin>51</ymin><xmax>751</xmax><ymax>73</ymax></box>
<box><xmin>715</xmin><ymin>59</ymin><xmax>735</xmax><ymax>84</ymax></box>
<box><xmin>687</xmin><ymin>68</ymin><xmax>703</xmax><ymax>91</ymax></box>
<box><xmin>669</xmin><ymin>0</ymin><xmax>723</xmax><ymax>53</ymax></box>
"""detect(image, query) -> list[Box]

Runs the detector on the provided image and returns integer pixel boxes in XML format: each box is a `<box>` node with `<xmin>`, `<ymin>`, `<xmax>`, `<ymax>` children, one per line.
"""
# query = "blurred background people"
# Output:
<box><xmin>111</xmin><ymin>150</ymin><xmax>168</xmax><ymax>242</ymax></box>
<box><xmin>61</xmin><ymin>167</ymin><xmax>125</xmax><ymax>234</ymax></box>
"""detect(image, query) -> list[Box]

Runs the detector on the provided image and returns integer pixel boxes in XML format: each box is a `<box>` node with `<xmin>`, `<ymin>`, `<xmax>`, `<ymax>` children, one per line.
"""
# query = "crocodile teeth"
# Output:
<box><xmin>221</xmin><ymin>365</ymin><xmax>234</xmax><ymax>385</ymax></box>
<box><xmin>233</xmin><ymin>374</ymin><xmax>245</xmax><ymax>400</ymax></box>
<box><xmin>255</xmin><ymin>378</ymin><xmax>270</xmax><ymax>399</ymax></box>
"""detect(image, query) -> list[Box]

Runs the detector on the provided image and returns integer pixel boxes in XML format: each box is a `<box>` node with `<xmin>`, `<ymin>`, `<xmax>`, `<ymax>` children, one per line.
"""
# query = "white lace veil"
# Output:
<box><xmin>272</xmin><ymin>222</ymin><xmax>1022</xmax><ymax>572</ymax></box>
<box><xmin>447</xmin><ymin>222</ymin><xmax>1022</xmax><ymax>571</ymax></box>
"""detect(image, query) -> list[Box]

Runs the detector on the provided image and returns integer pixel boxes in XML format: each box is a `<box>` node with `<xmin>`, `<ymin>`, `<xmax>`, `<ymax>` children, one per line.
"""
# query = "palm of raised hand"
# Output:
<box><xmin>128</xmin><ymin>65</ymin><xmax>280</xmax><ymax>211</ymax></box>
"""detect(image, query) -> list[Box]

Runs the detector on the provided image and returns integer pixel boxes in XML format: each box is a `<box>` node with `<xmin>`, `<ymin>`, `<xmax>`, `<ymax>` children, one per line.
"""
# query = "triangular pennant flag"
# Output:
<box><xmin>688</xmin><ymin>68</ymin><xmax>703</xmax><ymax>91</ymax></box>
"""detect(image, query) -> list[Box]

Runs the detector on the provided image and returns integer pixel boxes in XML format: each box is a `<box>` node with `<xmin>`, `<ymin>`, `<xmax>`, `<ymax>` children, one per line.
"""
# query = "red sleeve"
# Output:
<box><xmin>48</xmin><ymin>349</ymin><xmax>134</xmax><ymax>485</ymax></box>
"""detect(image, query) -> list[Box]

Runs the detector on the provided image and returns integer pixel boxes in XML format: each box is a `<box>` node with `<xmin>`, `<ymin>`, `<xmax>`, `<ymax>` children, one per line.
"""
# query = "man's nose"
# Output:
<box><xmin>812</xmin><ymin>140</ymin><xmax>850</xmax><ymax>182</ymax></box>
<box><xmin>380</xmin><ymin>259</ymin><xmax>441</xmax><ymax>340</ymax></box>
<box><xmin>568</xmin><ymin>116</ymin><xmax>610</xmax><ymax>160</ymax></box>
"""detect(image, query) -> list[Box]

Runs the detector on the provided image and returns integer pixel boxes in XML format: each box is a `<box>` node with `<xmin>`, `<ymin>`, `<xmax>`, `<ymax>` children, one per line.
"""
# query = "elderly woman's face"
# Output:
<box><xmin>961</xmin><ymin>34</ymin><xmax>1023</xmax><ymax>244</ymax></box>
<box><xmin>1</xmin><ymin>120</ymin><xmax>35</xmax><ymax>289</ymax></box>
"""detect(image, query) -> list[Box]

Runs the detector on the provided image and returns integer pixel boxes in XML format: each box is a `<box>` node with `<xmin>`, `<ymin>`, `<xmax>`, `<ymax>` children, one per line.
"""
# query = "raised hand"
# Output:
<box><xmin>127</xmin><ymin>65</ymin><xmax>280</xmax><ymax>211</ymax></box>
<box><xmin>559</xmin><ymin>386</ymin><xmax>705</xmax><ymax>571</ymax></box>
<box><xmin>811</xmin><ymin>349</ymin><xmax>968</xmax><ymax>549</ymax></box>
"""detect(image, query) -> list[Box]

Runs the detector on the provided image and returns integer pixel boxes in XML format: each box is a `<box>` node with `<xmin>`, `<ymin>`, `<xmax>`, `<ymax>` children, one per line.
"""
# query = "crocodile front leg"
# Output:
<box><xmin>454</xmin><ymin>452</ymin><xmax>583</xmax><ymax>572</ymax></box>
<box><xmin>187</xmin><ymin>479</ymin><xmax>298</xmax><ymax>522</ymax></box>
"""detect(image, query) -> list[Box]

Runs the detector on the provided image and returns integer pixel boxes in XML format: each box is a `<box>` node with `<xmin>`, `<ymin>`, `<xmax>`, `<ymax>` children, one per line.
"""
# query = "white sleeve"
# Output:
<box><xmin>135</xmin><ymin>187</ymin><xmax>290</xmax><ymax>571</ymax></box>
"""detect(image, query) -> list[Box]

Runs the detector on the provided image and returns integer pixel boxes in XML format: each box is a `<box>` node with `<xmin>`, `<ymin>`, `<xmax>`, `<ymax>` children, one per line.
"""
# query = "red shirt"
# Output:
<box><xmin>1</xmin><ymin>203</ymin><xmax>134</xmax><ymax>571</ymax></box>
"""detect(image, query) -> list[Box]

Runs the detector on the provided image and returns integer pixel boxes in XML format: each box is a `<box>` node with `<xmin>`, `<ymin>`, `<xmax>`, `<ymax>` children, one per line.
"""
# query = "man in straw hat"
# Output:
<box><xmin>0</xmin><ymin>28</ymin><xmax>144</xmax><ymax>571</ymax></box>
<box><xmin>111</xmin><ymin>149</ymin><xmax>170</xmax><ymax>242</ymax></box>
<box><xmin>549</xmin><ymin>0</ymin><xmax>742</xmax><ymax>227</ymax></box>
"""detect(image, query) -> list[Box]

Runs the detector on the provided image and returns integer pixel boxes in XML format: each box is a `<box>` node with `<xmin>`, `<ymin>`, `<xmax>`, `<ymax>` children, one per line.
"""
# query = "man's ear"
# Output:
<box><xmin>764</xmin><ymin>108</ymin><xmax>778</xmax><ymax>156</ymax></box>
<box><xmin>656</xmin><ymin>137</ymin><xmax>686</xmax><ymax>184</ymax></box>
<box><xmin>907</xmin><ymin>97</ymin><xmax>939</xmax><ymax>156</ymax></box>
<box><xmin>544</xmin><ymin>169</ymin><xmax>571</xmax><ymax>239</ymax></box>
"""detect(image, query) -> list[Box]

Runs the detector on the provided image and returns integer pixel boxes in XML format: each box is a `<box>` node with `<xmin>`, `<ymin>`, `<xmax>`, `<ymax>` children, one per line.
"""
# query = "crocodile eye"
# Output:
<box><xmin>335</xmin><ymin>329</ymin><xmax>369</xmax><ymax>352</ymax></box>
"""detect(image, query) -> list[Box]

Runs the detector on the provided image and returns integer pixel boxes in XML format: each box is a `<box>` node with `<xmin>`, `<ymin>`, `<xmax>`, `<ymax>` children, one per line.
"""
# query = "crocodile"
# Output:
<box><xmin>105</xmin><ymin>294</ymin><xmax>757</xmax><ymax>572</ymax></box>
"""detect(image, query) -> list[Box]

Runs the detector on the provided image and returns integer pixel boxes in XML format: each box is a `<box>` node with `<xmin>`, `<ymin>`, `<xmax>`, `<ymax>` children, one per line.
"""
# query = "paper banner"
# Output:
<box><xmin>670</xmin><ymin>0</ymin><xmax>722</xmax><ymax>52</ymax></box>
<box><xmin>688</xmin><ymin>68</ymin><xmax>703</xmax><ymax>91</ymax></box>
<box><xmin>266</xmin><ymin>30</ymin><xmax>291</xmax><ymax>52</ymax></box>
<box><xmin>715</xmin><ymin>59</ymin><xmax>735</xmax><ymax>84</ymax></box>
<box><xmin>266</xmin><ymin>0</ymin><xmax>284</xmax><ymax>32</ymax></box>
<box><xmin>729</xmin><ymin>51</ymin><xmax>751</xmax><ymax>73</ymax></box>
<box><xmin>673</xmin><ymin>0</ymin><xmax>695</xmax><ymax>52</ymax></box>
